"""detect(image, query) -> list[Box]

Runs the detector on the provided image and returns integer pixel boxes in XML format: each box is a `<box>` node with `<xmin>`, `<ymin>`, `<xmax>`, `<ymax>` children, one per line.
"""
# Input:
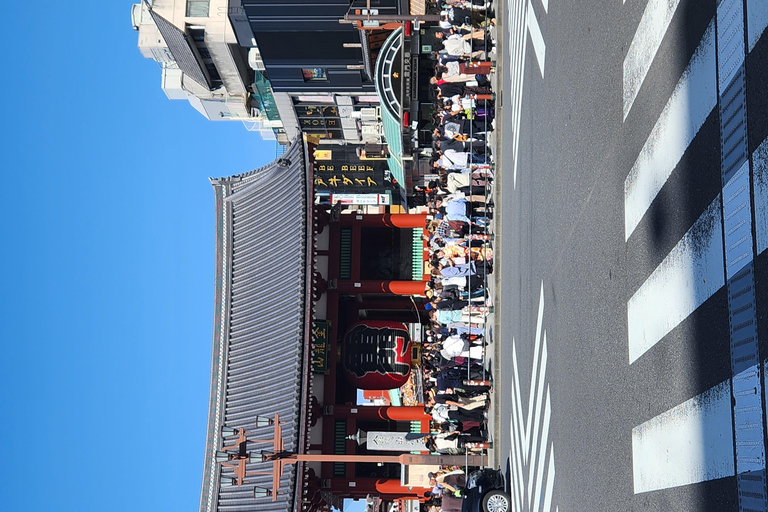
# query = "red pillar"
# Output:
<box><xmin>338</xmin><ymin>213</ymin><xmax>428</xmax><ymax>228</ymax></box>
<box><xmin>337</xmin><ymin>280</ymin><xmax>426</xmax><ymax>296</ymax></box>
<box><xmin>330</xmin><ymin>404</ymin><xmax>431</xmax><ymax>422</ymax></box>
<box><xmin>326</xmin><ymin>478</ymin><xmax>426</xmax><ymax>498</ymax></box>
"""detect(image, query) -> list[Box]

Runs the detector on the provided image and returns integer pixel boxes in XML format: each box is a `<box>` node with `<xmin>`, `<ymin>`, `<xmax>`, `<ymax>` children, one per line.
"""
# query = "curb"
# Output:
<box><xmin>489</xmin><ymin>0</ymin><xmax>505</xmax><ymax>471</ymax></box>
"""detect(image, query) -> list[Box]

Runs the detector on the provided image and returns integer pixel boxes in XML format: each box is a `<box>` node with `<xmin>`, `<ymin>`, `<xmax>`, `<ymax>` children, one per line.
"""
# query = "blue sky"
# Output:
<box><xmin>0</xmin><ymin>3</ymin><xmax>276</xmax><ymax>511</ymax></box>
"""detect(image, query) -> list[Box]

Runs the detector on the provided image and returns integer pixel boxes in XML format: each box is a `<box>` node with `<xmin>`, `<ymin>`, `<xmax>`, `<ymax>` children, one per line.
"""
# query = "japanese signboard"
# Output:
<box><xmin>309</xmin><ymin>142</ymin><xmax>396</xmax><ymax>195</ymax></box>
<box><xmin>295</xmin><ymin>105</ymin><xmax>342</xmax><ymax>139</ymax></box>
<box><xmin>365</xmin><ymin>431</ymin><xmax>429</xmax><ymax>452</ymax></box>
<box><xmin>330</xmin><ymin>193</ymin><xmax>391</xmax><ymax>205</ymax></box>
<box><xmin>312</xmin><ymin>320</ymin><xmax>330</xmax><ymax>374</ymax></box>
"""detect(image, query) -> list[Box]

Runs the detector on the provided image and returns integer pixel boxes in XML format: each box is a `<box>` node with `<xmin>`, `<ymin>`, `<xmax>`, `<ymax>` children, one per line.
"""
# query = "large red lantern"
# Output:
<box><xmin>342</xmin><ymin>321</ymin><xmax>412</xmax><ymax>390</ymax></box>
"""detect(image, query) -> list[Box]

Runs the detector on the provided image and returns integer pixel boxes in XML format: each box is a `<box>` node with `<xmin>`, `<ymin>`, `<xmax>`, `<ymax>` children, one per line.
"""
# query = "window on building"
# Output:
<box><xmin>187</xmin><ymin>26</ymin><xmax>222</xmax><ymax>88</ymax></box>
<box><xmin>302</xmin><ymin>68</ymin><xmax>328</xmax><ymax>82</ymax></box>
<box><xmin>186</xmin><ymin>0</ymin><xmax>209</xmax><ymax>17</ymax></box>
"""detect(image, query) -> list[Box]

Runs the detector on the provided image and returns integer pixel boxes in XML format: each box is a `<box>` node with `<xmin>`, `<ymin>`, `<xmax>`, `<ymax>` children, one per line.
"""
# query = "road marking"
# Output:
<box><xmin>526</xmin><ymin>335</ymin><xmax>547</xmax><ymax>502</ymax></box>
<box><xmin>624</xmin><ymin>2</ymin><xmax>768</xmax><ymax>505</ymax></box>
<box><xmin>508</xmin><ymin>0</ymin><xmax>548</xmax><ymax>189</ymax></box>
<box><xmin>508</xmin><ymin>282</ymin><xmax>556</xmax><ymax>511</ymax></box>
<box><xmin>527</xmin><ymin>0</ymin><xmax>546</xmax><ymax>77</ymax></box>
<box><xmin>753</xmin><ymin>136</ymin><xmax>768</xmax><ymax>255</ymax></box>
<box><xmin>627</xmin><ymin>196</ymin><xmax>725</xmax><ymax>364</ymax></box>
<box><xmin>508</xmin><ymin>0</ymin><xmax>529</xmax><ymax>190</ymax></box>
<box><xmin>541</xmin><ymin>448</ymin><xmax>555</xmax><ymax>512</ymax></box>
<box><xmin>623</xmin><ymin>0</ymin><xmax>681</xmax><ymax>121</ymax></box>
<box><xmin>510</xmin><ymin>339</ymin><xmax>526</xmax><ymax>512</ymax></box>
<box><xmin>632</xmin><ymin>380</ymin><xmax>735</xmax><ymax>493</ymax></box>
<box><xmin>747</xmin><ymin>0</ymin><xmax>768</xmax><ymax>51</ymax></box>
<box><xmin>531</xmin><ymin>385</ymin><xmax>551</xmax><ymax>512</ymax></box>
<box><xmin>623</xmin><ymin>20</ymin><xmax>717</xmax><ymax>241</ymax></box>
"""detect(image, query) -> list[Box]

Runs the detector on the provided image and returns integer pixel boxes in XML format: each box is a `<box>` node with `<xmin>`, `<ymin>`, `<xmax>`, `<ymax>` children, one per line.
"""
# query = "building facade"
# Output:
<box><xmin>131</xmin><ymin>0</ymin><xmax>285</xmax><ymax>140</ymax></box>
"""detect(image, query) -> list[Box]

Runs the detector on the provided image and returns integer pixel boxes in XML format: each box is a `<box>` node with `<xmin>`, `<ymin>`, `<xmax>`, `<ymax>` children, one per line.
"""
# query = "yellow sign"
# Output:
<box><xmin>314</xmin><ymin>150</ymin><xmax>333</xmax><ymax>160</ymax></box>
<box><xmin>312</xmin><ymin>320</ymin><xmax>330</xmax><ymax>374</ymax></box>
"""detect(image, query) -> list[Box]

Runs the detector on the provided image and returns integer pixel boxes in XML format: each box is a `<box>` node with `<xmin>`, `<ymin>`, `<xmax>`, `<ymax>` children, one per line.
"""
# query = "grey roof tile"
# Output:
<box><xmin>200</xmin><ymin>140</ymin><xmax>308</xmax><ymax>512</ymax></box>
<box><xmin>146</xmin><ymin>3</ymin><xmax>211</xmax><ymax>90</ymax></box>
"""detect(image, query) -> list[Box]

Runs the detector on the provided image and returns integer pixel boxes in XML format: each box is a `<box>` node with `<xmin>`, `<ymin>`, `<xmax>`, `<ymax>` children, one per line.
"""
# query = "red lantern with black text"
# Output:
<box><xmin>341</xmin><ymin>321</ymin><xmax>412</xmax><ymax>390</ymax></box>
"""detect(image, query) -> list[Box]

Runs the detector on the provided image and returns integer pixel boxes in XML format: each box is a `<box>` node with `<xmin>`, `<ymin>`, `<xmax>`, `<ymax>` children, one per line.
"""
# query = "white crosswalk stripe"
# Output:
<box><xmin>632</xmin><ymin>380</ymin><xmax>735</xmax><ymax>493</ymax></box>
<box><xmin>623</xmin><ymin>19</ymin><xmax>717</xmax><ymax>242</ymax></box>
<box><xmin>623</xmin><ymin>0</ymin><xmax>768</xmax><ymax>502</ymax></box>
<box><xmin>623</xmin><ymin>0</ymin><xmax>682</xmax><ymax>120</ymax></box>
<box><xmin>627</xmin><ymin>196</ymin><xmax>725</xmax><ymax>364</ymax></box>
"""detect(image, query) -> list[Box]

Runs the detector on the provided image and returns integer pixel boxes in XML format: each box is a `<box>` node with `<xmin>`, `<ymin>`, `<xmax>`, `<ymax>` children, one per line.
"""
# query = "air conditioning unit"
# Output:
<box><xmin>360</xmin><ymin>107</ymin><xmax>378</xmax><ymax>123</ymax></box>
<box><xmin>248</xmin><ymin>48</ymin><xmax>266</xmax><ymax>71</ymax></box>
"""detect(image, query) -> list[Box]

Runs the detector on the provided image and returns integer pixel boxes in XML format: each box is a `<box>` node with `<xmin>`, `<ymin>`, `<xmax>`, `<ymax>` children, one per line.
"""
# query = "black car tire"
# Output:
<box><xmin>482</xmin><ymin>490</ymin><xmax>511</xmax><ymax>512</ymax></box>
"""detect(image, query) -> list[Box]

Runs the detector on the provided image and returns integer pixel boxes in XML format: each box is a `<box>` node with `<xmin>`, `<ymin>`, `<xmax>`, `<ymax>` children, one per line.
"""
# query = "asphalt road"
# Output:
<box><xmin>490</xmin><ymin>0</ymin><xmax>768</xmax><ymax>510</ymax></box>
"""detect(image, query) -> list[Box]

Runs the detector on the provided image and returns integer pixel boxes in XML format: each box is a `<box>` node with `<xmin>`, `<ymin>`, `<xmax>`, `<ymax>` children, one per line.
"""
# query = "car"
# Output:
<box><xmin>461</xmin><ymin>468</ymin><xmax>510</xmax><ymax>512</ymax></box>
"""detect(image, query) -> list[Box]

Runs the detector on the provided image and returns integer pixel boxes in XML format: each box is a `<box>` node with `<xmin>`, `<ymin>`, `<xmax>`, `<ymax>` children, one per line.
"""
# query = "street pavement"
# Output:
<box><xmin>488</xmin><ymin>0</ymin><xmax>768</xmax><ymax>510</ymax></box>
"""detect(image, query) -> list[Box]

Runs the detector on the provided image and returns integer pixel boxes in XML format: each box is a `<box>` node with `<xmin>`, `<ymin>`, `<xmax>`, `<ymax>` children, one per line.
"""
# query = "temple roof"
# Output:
<box><xmin>145</xmin><ymin>2</ymin><xmax>211</xmax><ymax>90</ymax></box>
<box><xmin>200</xmin><ymin>139</ymin><xmax>311</xmax><ymax>512</ymax></box>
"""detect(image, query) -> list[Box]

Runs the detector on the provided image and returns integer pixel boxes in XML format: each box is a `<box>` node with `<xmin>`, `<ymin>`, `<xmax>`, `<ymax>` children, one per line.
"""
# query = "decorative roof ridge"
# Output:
<box><xmin>209</xmin><ymin>141</ymin><xmax>303</xmax><ymax>184</ymax></box>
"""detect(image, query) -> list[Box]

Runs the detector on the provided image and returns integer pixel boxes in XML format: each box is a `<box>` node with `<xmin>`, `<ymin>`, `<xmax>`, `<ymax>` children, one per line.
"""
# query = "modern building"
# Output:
<box><xmin>228</xmin><ymin>0</ymin><xmax>402</xmax><ymax>94</ymax></box>
<box><xmin>131</xmin><ymin>0</ymin><xmax>286</xmax><ymax>140</ymax></box>
<box><xmin>225</xmin><ymin>1</ymin><xmax>439</xmax><ymax>194</ymax></box>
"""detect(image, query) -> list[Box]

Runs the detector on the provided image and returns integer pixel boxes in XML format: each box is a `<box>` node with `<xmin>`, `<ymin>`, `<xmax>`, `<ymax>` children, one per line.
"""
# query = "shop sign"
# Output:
<box><xmin>403</xmin><ymin>53</ymin><xmax>412</xmax><ymax>104</ymax></box>
<box><xmin>330</xmin><ymin>193</ymin><xmax>390</xmax><ymax>205</ymax></box>
<box><xmin>365</xmin><ymin>431</ymin><xmax>429</xmax><ymax>452</ymax></box>
<box><xmin>311</xmin><ymin>142</ymin><xmax>393</xmax><ymax>193</ymax></box>
<box><xmin>312</xmin><ymin>320</ymin><xmax>330</xmax><ymax>374</ymax></box>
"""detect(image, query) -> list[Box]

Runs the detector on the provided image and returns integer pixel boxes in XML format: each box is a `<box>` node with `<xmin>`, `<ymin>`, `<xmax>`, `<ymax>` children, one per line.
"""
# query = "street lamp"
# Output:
<box><xmin>255</xmin><ymin>415</ymin><xmax>275</xmax><ymax>428</ymax></box>
<box><xmin>221</xmin><ymin>478</ymin><xmax>238</xmax><ymax>488</ymax></box>
<box><xmin>346</xmin><ymin>428</ymin><xmax>368</xmax><ymax>445</ymax></box>
<box><xmin>221</xmin><ymin>426</ymin><xmax>240</xmax><ymax>437</ymax></box>
<box><xmin>253</xmin><ymin>486</ymin><xmax>274</xmax><ymax>499</ymax></box>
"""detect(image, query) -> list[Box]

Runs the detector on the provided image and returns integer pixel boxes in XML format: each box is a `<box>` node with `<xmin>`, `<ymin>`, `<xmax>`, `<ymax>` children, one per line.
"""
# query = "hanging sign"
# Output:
<box><xmin>312</xmin><ymin>320</ymin><xmax>330</xmax><ymax>374</ymax></box>
<box><xmin>342</xmin><ymin>320</ymin><xmax>412</xmax><ymax>390</ymax></box>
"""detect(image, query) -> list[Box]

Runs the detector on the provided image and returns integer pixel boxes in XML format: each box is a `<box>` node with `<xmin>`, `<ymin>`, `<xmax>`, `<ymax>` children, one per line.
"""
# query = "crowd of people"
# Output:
<box><xmin>422</xmin><ymin>468</ymin><xmax>473</xmax><ymax>512</ymax></box>
<box><xmin>416</xmin><ymin>0</ymin><xmax>496</xmax><ymax>480</ymax></box>
<box><xmin>429</xmin><ymin>0</ymin><xmax>496</xmax><ymax>182</ymax></box>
